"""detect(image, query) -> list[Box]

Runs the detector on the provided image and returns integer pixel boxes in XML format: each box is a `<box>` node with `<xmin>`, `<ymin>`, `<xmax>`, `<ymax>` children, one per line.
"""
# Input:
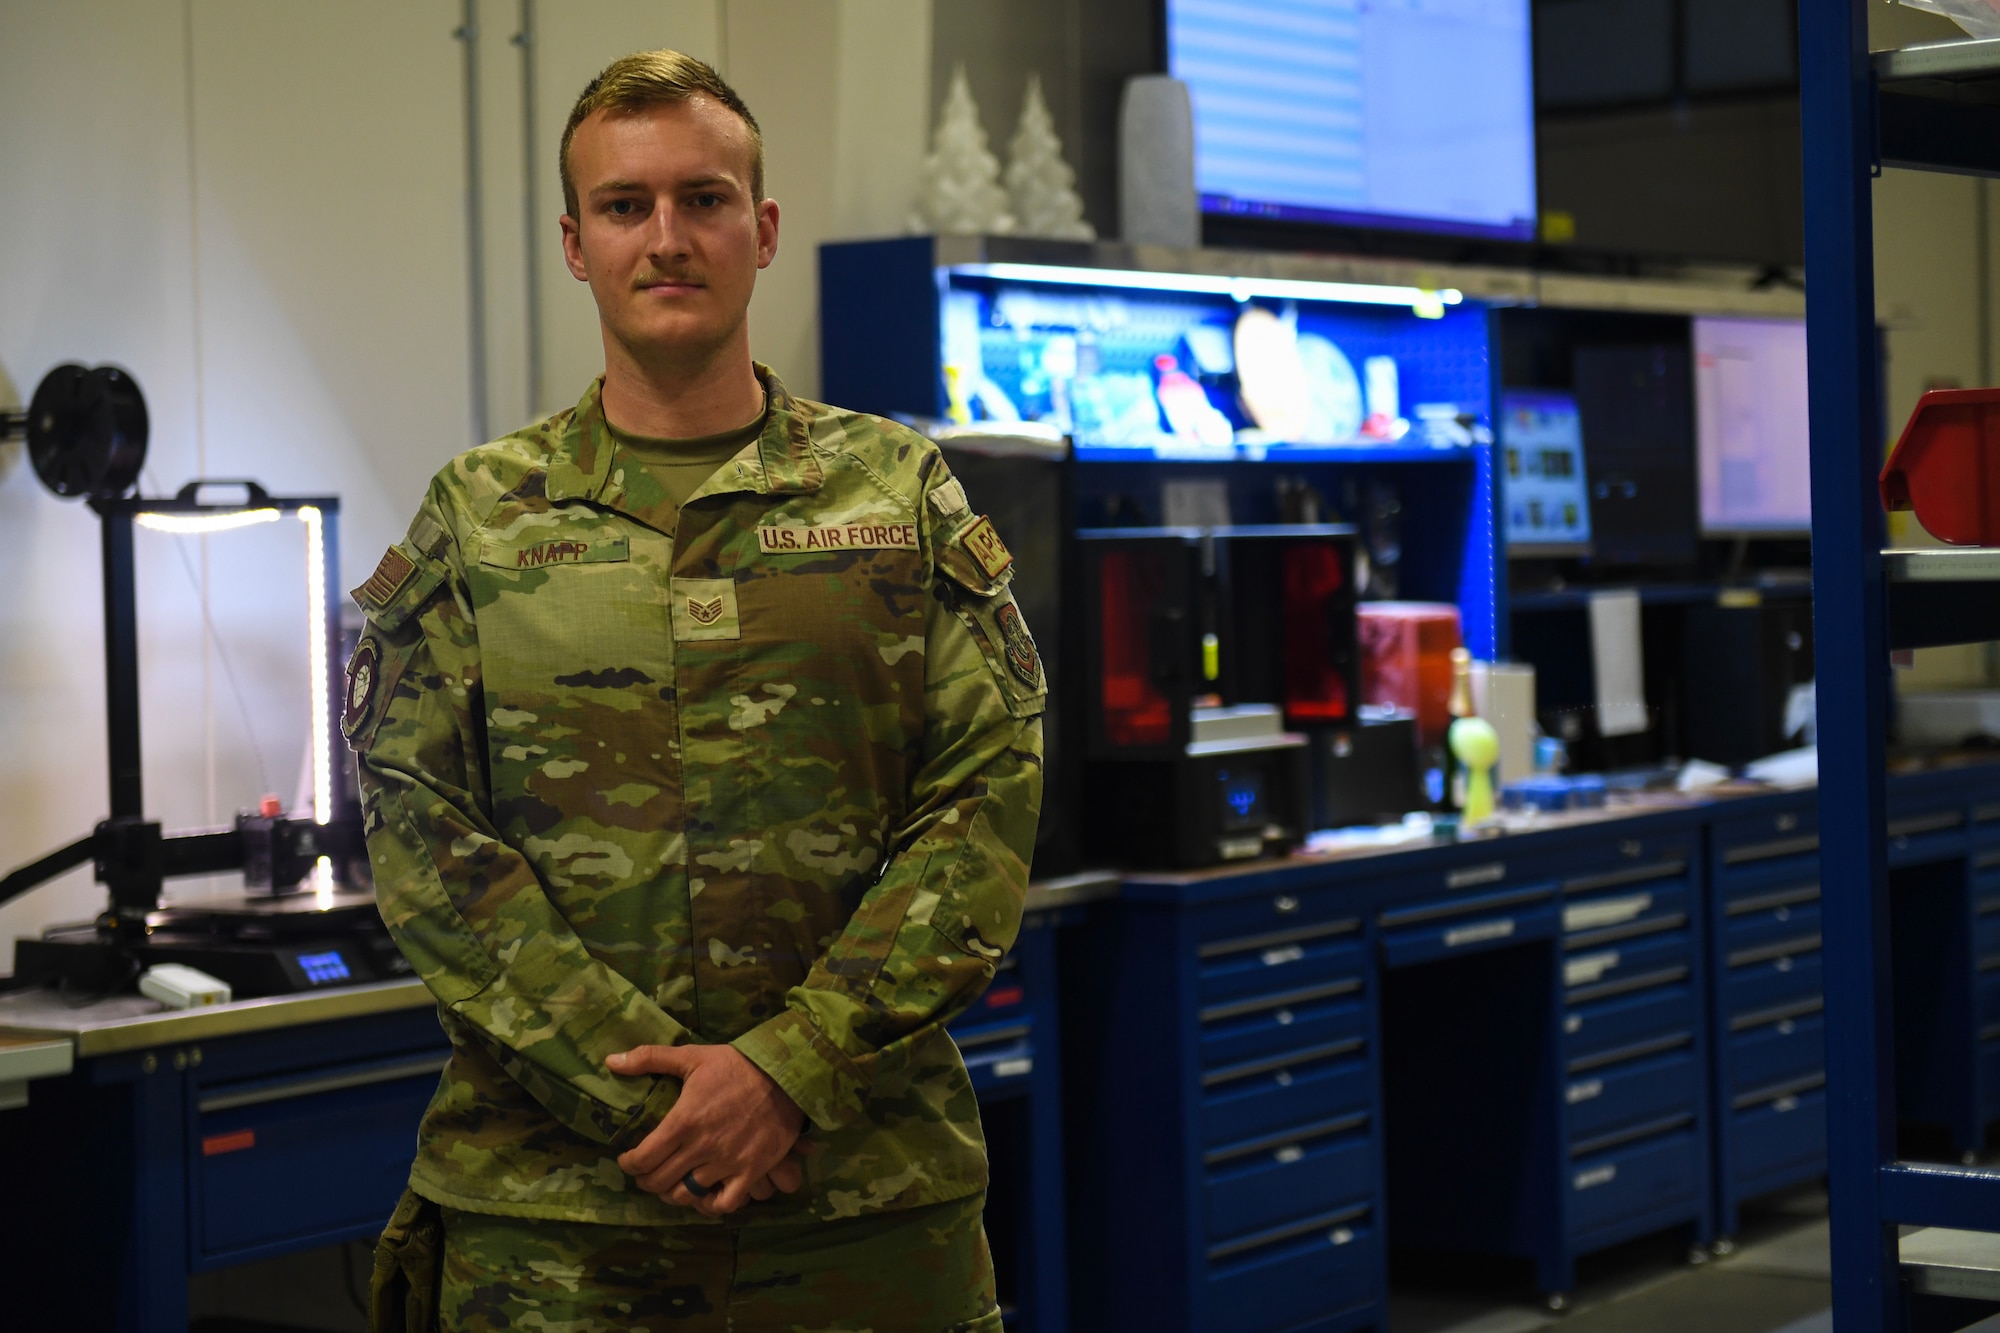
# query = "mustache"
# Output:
<box><xmin>633</xmin><ymin>269</ymin><xmax>705</xmax><ymax>288</ymax></box>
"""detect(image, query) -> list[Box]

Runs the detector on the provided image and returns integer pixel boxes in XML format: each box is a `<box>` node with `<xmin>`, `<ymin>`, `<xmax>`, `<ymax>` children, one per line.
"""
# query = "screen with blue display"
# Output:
<box><xmin>940</xmin><ymin>271</ymin><xmax>1491</xmax><ymax>461</ymax></box>
<box><xmin>294</xmin><ymin>950</ymin><xmax>352</xmax><ymax>986</ymax></box>
<box><xmin>1216</xmin><ymin>767</ymin><xmax>1267</xmax><ymax>831</ymax></box>
<box><xmin>1168</xmin><ymin>0</ymin><xmax>1537</xmax><ymax>242</ymax></box>
<box><xmin>1501</xmin><ymin>390</ymin><xmax>1592</xmax><ymax>551</ymax></box>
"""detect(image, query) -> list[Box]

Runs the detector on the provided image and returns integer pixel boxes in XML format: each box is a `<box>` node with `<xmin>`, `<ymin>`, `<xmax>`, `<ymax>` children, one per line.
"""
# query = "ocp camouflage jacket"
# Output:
<box><xmin>344</xmin><ymin>367</ymin><xmax>1045</xmax><ymax>1225</ymax></box>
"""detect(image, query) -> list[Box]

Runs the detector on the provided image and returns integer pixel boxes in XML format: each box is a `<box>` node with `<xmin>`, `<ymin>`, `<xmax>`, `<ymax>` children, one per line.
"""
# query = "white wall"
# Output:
<box><xmin>0</xmin><ymin>0</ymin><xmax>931</xmax><ymax>955</ymax></box>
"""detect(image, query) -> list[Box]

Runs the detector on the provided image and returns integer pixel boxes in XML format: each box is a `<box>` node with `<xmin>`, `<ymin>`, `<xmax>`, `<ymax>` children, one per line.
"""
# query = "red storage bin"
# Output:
<box><xmin>1881</xmin><ymin>387</ymin><xmax>2000</xmax><ymax>546</ymax></box>
<box><xmin>1356</xmin><ymin>602</ymin><xmax>1462</xmax><ymax>745</ymax></box>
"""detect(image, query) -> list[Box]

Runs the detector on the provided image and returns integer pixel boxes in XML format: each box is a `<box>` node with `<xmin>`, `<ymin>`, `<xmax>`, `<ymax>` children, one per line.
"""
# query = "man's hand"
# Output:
<box><xmin>608</xmin><ymin>1043</ymin><xmax>808</xmax><ymax>1216</ymax></box>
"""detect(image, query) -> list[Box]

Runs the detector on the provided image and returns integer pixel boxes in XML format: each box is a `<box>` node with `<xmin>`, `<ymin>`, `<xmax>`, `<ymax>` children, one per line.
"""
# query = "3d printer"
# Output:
<box><xmin>1079</xmin><ymin>524</ymin><xmax>1359</xmax><ymax>868</ymax></box>
<box><xmin>0</xmin><ymin>364</ymin><xmax>392</xmax><ymax>999</ymax></box>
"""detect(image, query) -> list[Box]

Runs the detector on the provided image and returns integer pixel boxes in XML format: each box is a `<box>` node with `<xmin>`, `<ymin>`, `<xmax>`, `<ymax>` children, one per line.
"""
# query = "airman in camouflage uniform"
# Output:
<box><xmin>349</xmin><ymin>46</ymin><xmax>1042</xmax><ymax>1333</ymax></box>
<box><xmin>351</xmin><ymin>365</ymin><xmax>1043</xmax><ymax>1327</ymax></box>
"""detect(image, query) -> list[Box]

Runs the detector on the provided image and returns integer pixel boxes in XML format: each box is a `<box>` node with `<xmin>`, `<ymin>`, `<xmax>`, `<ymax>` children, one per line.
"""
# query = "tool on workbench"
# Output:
<box><xmin>0</xmin><ymin>364</ymin><xmax>393</xmax><ymax>999</ymax></box>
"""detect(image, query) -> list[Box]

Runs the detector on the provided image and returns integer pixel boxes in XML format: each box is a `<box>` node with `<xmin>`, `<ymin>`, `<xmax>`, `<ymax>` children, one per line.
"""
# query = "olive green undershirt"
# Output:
<box><xmin>608</xmin><ymin>399</ymin><xmax>768</xmax><ymax>513</ymax></box>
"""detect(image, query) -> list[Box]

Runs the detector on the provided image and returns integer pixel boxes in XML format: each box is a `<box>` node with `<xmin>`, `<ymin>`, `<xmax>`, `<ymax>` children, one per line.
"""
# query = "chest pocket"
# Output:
<box><xmin>469</xmin><ymin>518</ymin><xmax>670</xmax><ymax>719</ymax></box>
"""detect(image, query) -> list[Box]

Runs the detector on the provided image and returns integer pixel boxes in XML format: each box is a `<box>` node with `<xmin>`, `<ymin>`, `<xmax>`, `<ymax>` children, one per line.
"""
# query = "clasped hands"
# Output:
<box><xmin>607</xmin><ymin>1043</ymin><xmax>809</xmax><ymax>1217</ymax></box>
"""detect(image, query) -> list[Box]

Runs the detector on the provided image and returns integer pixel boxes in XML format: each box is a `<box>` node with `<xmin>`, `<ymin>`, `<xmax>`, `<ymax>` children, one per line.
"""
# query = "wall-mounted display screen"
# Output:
<box><xmin>1168</xmin><ymin>0</ymin><xmax>1538</xmax><ymax>242</ymax></box>
<box><xmin>1501</xmin><ymin>390</ymin><xmax>1591</xmax><ymax>552</ymax></box>
<box><xmin>939</xmin><ymin>266</ymin><xmax>1492</xmax><ymax>461</ymax></box>
<box><xmin>1693</xmin><ymin>315</ymin><xmax>1811</xmax><ymax>535</ymax></box>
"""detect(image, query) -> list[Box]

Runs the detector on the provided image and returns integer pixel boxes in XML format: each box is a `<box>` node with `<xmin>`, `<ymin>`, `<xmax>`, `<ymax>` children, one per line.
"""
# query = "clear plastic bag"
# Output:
<box><xmin>1901</xmin><ymin>0</ymin><xmax>2000</xmax><ymax>40</ymax></box>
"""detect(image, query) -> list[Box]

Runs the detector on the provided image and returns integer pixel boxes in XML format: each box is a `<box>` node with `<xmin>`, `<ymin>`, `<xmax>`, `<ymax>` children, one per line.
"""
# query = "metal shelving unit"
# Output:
<box><xmin>1805</xmin><ymin>14</ymin><xmax>2000</xmax><ymax>1329</ymax></box>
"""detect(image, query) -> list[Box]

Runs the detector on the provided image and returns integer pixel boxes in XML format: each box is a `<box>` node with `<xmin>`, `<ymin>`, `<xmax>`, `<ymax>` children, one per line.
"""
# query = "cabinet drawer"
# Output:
<box><xmin>1562</xmin><ymin>882</ymin><xmax>1690</xmax><ymax>948</ymax></box>
<box><xmin>1977</xmin><ymin>912</ymin><xmax>2000</xmax><ymax>964</ymax></box>
<box><xmin>1198</xmin><ymin>928</ymin><xmax>1365</xmax><ymax>1009</ymax></box>
<box><xmin>1205</xmin><ymin>1125</ymin><xmax>1373</xmax><ymax>1243</ymax></box>
<box><xmin>1378</xmin><ymin>891</ymin><xmax>1558</xmax><ymax>969</ymax></box>
<box><xmin>1724</xmin><ymin>896</ymin><xmax>1822</xmax><ymax>957</ymax></box>
<box><xmin>1203</xmin><ymin>1048</ymin><xmax>1371</xmax><ymax>1150</ymax></box>
<box><xmin>1727</xmin><ymin>1014</ymin><xmax>1825</xmax><ymax>1095</ymax></box>
<box><xmin>1200</xmin><ymin>990</ymin><xmax>1368</xmax><ymax>1071</ymax></box>
<box><xmin>1193</xmin><ymin>885</ymin><xmax>1359</xmax><ymax>950</ymax></box>
<box><xmin>1565</xmin><ymin>982</ymin><xmax>1697</xmax><ymax>1070</ymax></box>
<box><xmin>1718</xmin><ymin>849</ymin><xmax>1820</xmax><ymax>901</ymax></box>
<box><xmin>1979</xmin><ymin>974</ymin><xmax>2000</xmax><ymax>1038</ymax></box>
<box><xmin>1567</xmin><ymin>1129</ymin><xmax>1701</xmax><ymax>1238</ymax></box>
<box><xmin>1201</xmin><ymin>1210</ymin><xmax>1378</xmax><ymax>1333</ymax></box>
<box><xmin>1565</xmin><ymin>932</ymin><xmax>1691</xmax><ymax>999</ymax></box>
<box><xmin>1715</xmin><ymin>808</ymin><xmax>1817</xmax><ymax>863</ymax></box>
<box><xmin>1566</xmin><ymin>1049</ymin><xmax>1699</xmax><ymax>1148</ymax></box>
<box><xmin>1731</xmin><ymin>1086</ymin><xmax>1827</xmax><ymax>1187</ymax></box>
<box><xmin>1725</xmin><ymin>947</ymin><xmax>1822</xmax><ymax>1016</ymax></box>
<box><xmin>1887</xmin><ymin>809</ymin><xmax>1968</xmax><ymax>868</ymax></box>
<box><xmin>193</xmin><ymin>1051</ymin><xmax>446</xmax><ymax>1262</ymax></box>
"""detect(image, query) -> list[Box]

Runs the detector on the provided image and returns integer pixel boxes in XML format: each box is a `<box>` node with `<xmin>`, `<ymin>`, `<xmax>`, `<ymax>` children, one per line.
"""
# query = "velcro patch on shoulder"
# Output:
<box><xmin>357</xmin><ymin>547</ymin><xmax>416</xmax><ymax>610</ymax></box>
<box><xmin>927</xmin><ymin>477</ymin><xmax>969</xmax><ymax>519</ymax></box>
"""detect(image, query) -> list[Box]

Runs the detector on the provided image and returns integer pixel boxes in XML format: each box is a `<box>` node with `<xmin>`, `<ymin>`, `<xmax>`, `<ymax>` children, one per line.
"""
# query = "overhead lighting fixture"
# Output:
<box><xmin>954</xmin><ymin>262</ymin><xmax>1463</xmax><ymax>315</ymax></box>
<box><xmin>135</xmin><ymin>508</ymin><xmax>282</xmax><ymax>535</ymax></box>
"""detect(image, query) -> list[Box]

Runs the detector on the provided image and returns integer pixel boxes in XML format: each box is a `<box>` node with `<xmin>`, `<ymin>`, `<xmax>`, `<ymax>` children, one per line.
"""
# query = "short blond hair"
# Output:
<box><xmin>559</xmin><ymin>49</ymin><xmax>764</xmax><ymax>216</ymax></box>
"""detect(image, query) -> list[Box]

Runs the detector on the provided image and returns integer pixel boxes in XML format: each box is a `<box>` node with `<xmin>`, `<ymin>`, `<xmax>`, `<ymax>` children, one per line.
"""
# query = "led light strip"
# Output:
<box><xmin>299</xmin><ymin>506</ymin><xmax>332</xmax><ymax>826</ymax></box>
<box><xmin>953</xmin><ymin>262</ymin><xmax>1463</xmax><ymax>314</ymax></box>
<box><xmin>134</xmin><ymin>507</ymin><xmax>282</xmax><ymax>535</ymax></box>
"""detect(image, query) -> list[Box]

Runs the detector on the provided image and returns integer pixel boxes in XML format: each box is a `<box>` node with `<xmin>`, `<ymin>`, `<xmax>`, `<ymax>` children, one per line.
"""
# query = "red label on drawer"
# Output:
<box><xmin>202</xmin><ymin>1129</ymin><xmax>256</xmax><ymax>1156</ymax></box>
<box><xmin>985</xmin><ymin>986</ymin><xmax>1025</xmax><ymax>1009</ymax></box>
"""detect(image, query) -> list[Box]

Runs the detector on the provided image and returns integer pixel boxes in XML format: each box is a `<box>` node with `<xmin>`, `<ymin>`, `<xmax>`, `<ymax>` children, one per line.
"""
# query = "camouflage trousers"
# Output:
<box><xmin>435</xmin><ymin>1192</ymin><xmax>1001</xmax><ymax>1333</ymax></box>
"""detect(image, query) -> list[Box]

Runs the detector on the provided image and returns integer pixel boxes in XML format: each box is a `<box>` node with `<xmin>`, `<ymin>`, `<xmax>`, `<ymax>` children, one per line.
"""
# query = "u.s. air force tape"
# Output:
<box><xmin>757</xmin><ymin>520</ymin><xmax>918</xmax><ymax>553</ymax></box>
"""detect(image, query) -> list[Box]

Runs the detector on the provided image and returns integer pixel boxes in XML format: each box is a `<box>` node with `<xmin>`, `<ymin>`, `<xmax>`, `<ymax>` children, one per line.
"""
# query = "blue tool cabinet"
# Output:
<box><xmin>1705</xmin><ymin>790</ymin><xmax>1826</xmax><ymax>1242</ymax></box>
<box><xmin>1063</xmin><ymin>809</ymin><xmax>1714</xmax><ymax>1331</ymax></box>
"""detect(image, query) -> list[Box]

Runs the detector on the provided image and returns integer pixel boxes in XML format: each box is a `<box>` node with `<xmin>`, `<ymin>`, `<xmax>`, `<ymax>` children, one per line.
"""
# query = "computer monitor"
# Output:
<box><xmin>1501</xmin><ymin>390</ymin><xmax>1592</xmax><ymax>554</ymax></box>
<box><xmin>1166</xmin><ymin>0</ymin><xmax>1538</xmax><ymax>242</ymax></box>
<box><xmin>1693</xmin><ymin>315</ymin><xmax>1812</xmax><ymax>535</ymax></box>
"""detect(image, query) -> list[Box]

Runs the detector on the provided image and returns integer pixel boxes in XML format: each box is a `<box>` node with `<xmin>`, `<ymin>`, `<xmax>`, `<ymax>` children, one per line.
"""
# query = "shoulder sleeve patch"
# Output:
<box><xmin>959</xmin><ymin>515</ymin><xmax>1014</xmax><ymax>579</ymax></box>
<box><xmin>358</xmin><ymin>547</ymin><xmax>415</xmax><ymax>609</ymax></box>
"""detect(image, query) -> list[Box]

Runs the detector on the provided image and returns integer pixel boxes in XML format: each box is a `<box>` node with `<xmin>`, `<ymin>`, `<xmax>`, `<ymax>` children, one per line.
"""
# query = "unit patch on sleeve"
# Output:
<box><xmin>994</xmin><ymin>598</ymin><xmax>1041</xmax><ymax>687</ymax></box>
<box><xmin>757</xmin><ymin>520</ymin><xmax>919</xmax><ymax>554</ymax></box>
<box><xmin>342</xmin><ymin>638</ymin><xmax>381</xmax><ymax>739</ymax></box>
<box><xmin>357</xmin><ymin>546</ymin><xmax>416</xmax><ymax>611</ymax></box>
<box><xmin>959</xmin><ymin>516</ymin><xmax>1014</xmax><ymax>579</ymax></box>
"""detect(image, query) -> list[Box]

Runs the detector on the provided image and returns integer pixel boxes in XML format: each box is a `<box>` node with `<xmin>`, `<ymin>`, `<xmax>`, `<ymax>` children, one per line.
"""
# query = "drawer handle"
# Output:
<box><xmin>1204</xmin><ymin>1111</ymin><xmax>1370</xmax><ymax>1165</ymax></box>
<box><xmin>1777</xmin><ymin>813</ymin><xmax>1799</xmax><ymax>832</ymax></box>
<box><xmin>1448</xmin><ymin>862</ymin><xmax>1506</xmax><ymax>890</ymax></box>
<box><xmin>1564</xmin><ymin>861</ymin><xmax>1686</xmax><ymax>895</ymax></box>
<box><xmin>1262</xmin><ymin>945</ymin><xmax>1306</xmax><ymax>967</ymax></box>
<box><xmin>1273</xmin><ymin>1144</ymin><xmax>1305</xmax><ymax>1164</ymax></box>
<box><xmin>1574</xmin><ymin>1164</ymin><xmax>1618</xmax><ymax>1191</ymax></box>
<box><xmin>1205</xmin><ymin>1203</ymin><xmax>1369</xmax><ymax>1263</ymax></box>
<box><xmin>1564</xmin><ymin>894</ymin><xmax>1654</xmax><ymax>932</ymax></box>
<box><xmin>197</xmin><ymin>1053</ymin><xmax>448</xmax><ymax>1114</ymax></box>
<box><xmin>1198</xmin><ymin>918</ymin><xmax>1359</xmax><ymax>960</ymax></box>
<box><xmin>1274</xmin><ymin>895</ymin><xmax>1300</xmax><ymax>915</ymax></box>
<box><xmin>1199</xmin><ymin>979</ymin><xmax>1361</xmax><ymax>1024</ymax></box>
<box><xmin>1773</xmin><ymin>1095</ymin><xmax>1801</xmax><ymax>1113</ymax></box>
<box><xmin>1723</xmin><ymin>834</ymin><xmax>1820</xmax><ymax>865</ymax></box>
<box><xmin>1565</xmin><ymin>951</ymin><xmax>1621</xmax><ymax>987</ymax></box>
<box><xmin>1566</xmin><ymin>1079</ymin><xmax>1604</xmax><ymax>1104</ymax></box>
<box><xmin>1444</xmin><ymin>918</ymin><xmax>1516</xmax><ymax>948</ymax></box>
<box><xmin>991</xmin><ymin>1057</ymin><xmax>1033</xmax><ymax>1078</ymax></box>
<box><xmin>1329</xmin><ymin>1226</ymin><xmax>1356</xmax><ymax>1247</ymax></box>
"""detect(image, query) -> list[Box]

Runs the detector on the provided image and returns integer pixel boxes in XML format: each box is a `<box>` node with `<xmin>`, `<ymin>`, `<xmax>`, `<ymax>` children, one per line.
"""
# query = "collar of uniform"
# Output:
<box><xmin>544</xmin><ymin>365</ymin><xmax>822</xmax><ymax>511</ymax></box>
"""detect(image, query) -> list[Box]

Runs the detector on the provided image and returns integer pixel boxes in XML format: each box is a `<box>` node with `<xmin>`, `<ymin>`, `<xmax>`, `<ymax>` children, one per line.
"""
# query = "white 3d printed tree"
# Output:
<box><xmin>909</xmin><ymin>64</ymin><xmax>1017</xmax><ymax>236</ymax></box>
<box><xmin>1006</xmin><ymin>74</ymin><xmax>1096</xmax><ymax>241</ymax></box>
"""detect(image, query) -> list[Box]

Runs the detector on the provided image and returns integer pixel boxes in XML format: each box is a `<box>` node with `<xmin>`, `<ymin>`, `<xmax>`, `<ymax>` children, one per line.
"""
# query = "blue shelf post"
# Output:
<box><xmin>1800</xmin><ymin>0</ymin><xmax>1915</xmax><ymax>1327</ymax></box>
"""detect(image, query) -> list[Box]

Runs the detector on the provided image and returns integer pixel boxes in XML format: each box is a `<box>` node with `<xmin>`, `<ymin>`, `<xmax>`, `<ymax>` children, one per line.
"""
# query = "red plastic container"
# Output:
<box><xmin>1881</xmin><ymin>386</ymin><xmax>2000</xmax><ymax>545</ymax></box>
<box><xmin>1357</xmin><ymin>602</ymin><xmax>1462</xmax><ymax>746</ymax></box>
